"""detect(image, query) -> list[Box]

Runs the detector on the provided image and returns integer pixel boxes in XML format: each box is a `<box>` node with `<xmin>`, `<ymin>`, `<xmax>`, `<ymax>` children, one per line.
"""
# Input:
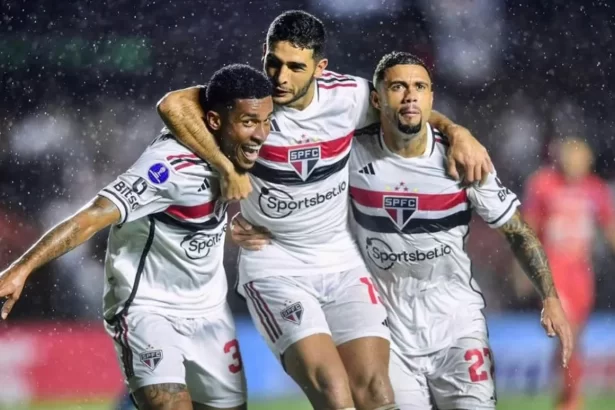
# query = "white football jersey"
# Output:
<box><xmin>349</xmin><ymin>125</ymin><xmax>520</xmax><ymax>355</ymax></box>
<box><xmin>238</xmin><ymin>71</ymin><xmax>379</xmax><ymax>285</ymax></box>
<box><xmin>98</xmin><ymin>134</ymin><xmax>229</xmax><ymax>320</ymax></box>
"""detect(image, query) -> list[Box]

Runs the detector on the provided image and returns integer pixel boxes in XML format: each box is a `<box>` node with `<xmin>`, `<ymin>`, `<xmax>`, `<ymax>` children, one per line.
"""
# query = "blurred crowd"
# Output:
<box><xmin>1</xmin><ymin>0</ymin><xmax>614</xmax><ymax>320</ymax></box>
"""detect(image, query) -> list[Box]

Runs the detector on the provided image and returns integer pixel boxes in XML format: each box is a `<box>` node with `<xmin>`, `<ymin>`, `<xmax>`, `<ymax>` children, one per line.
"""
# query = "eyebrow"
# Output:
<box><xmin>240</xmin><ymin>111</ymin><xmax>274</xmax><ymax>120</ymax></box>
<box><xmin>287</xmin><ymin>61</ymin><xmax>307</xmax><ymax>69</ymax></box>
<box><xmin>388</xmin><ymin>79</ymin><xmax>430</xmax><ymax>87</ymax></box>
<box><xmin>266</xmin><ymin>54</ymin><xmax>308</xmax><ymax>69</ymax></box>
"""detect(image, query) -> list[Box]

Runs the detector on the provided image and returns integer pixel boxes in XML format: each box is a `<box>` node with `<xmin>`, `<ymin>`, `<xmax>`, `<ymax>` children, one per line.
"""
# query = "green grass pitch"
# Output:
<box><xmin>6</xmin><ymin>395</ymin><xmax>613</xmax><ymax>410</ymax></box>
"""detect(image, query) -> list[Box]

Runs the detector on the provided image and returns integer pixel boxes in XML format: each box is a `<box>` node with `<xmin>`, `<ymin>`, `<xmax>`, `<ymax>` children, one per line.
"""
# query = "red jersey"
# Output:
<box><xmin>523</xmin><ymin>168</ymin><xmax>614</xmax><ymax>298</ymax></box>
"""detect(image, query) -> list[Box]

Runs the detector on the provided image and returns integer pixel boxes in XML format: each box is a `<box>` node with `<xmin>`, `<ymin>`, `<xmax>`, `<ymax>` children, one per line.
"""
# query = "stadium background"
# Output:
<box><xmin>1</xmin><ymin>0</ymin><xmax>614</xmax><ymax>408</ymax></box>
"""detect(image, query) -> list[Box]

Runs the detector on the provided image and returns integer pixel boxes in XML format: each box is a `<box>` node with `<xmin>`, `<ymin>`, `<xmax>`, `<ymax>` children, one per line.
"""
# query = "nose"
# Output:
<box><xmin>253</xmin><ymin>122</ymin><xmax>269</xmax><ymax>142</ymax></box>
<box><xmin>275</xmin><ymin>65</ymin><xmax>290</xmax><ymax>86</ymax></box>
<box><xmin>402</xmin><ymin>88</ymin><xmax>417</xmax><ymax>104</ymax></box>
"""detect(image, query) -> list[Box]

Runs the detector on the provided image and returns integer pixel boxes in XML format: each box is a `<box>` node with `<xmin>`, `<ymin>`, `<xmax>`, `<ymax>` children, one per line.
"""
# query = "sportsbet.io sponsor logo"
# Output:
<box><xmin>181</xmin><ymin>231</ymin><xmax>225</xmax><ymax>260</ymax></box>
<box><xmin>365</xmin><ymin>237</ymin><xmax>452</xmax><ymax>270</ymax></box>
<box><xmin>258</xmin><ymin>181</ymin><xmax>347</xmax><ymax>219</ymax></box>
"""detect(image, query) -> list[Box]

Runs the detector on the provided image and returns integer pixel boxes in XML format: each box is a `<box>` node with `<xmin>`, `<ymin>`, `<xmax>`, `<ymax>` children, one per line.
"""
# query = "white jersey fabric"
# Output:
<box><xmin>238</xmin><ymin>71</ymin><xmax>378</xmax><ymax>285</ymax></box>
<box><xmin>349</xmin><ymin>125</ymin><xmax>520</xmax><ymax>355</ymax></box>
<box><xmin>98</xmin><ymin>133</ymin><xmax>229</xmax><ymax>320</ymax></box>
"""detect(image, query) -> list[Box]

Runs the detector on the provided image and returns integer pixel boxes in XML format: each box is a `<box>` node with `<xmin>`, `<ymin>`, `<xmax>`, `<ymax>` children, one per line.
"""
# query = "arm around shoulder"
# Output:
<box><xmin>156</xmin><ymin>86</ymin><xmax>252</xmax><ymax>200</ymax></box>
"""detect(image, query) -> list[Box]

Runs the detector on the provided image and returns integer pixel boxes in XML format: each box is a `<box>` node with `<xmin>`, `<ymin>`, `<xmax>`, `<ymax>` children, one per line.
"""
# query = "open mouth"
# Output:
<box><xmin>240</xmin><ymin>144</ymin><xmax>262</xmax><ymax>162</ymax></box>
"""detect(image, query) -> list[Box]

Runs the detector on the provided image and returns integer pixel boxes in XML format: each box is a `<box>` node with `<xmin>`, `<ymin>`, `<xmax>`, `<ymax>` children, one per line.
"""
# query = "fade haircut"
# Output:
<box><xmin>201</xmin><ymin>64</ymin><xmax>272</xmax><ymax>112</ymax></box>
<box><xmin>266</xmin><ymin>10</ymin><xmax>327</xmax><ymax>59</ymax></box>
<box><xmin>373</xmin><ymin>51</ymin><xmax>433</xmax><ymax>89</ymax></box>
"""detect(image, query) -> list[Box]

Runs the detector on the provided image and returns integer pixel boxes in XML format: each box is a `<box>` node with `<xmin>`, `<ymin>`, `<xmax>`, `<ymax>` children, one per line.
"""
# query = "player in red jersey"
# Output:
<box><xmin>521</xmin><ymin>138</ymin><xmax>615</xmax><ymax>410</ymax></box>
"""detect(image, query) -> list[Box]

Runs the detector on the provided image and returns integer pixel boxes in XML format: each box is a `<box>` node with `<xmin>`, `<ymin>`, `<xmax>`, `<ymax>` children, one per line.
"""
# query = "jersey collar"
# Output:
<box><xmin>378</xmin><ymin>123</ymin><xmax>434</xmax><ymax>159</ymax></box>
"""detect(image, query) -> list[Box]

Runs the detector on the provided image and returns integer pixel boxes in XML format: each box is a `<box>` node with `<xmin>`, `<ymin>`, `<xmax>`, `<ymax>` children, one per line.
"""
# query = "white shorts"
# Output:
<box><xmin>389</xmin><ymin>331</ymin><xmax>496</xmax><ymax>410</ymax></box>
<box><xmin>104</xmin><ymin>303</ymin><xmax>246</xmax><ymax>408</ymax></box>
<box><xmin>239</xmin><ymin>267</ymin><xmax>390</xmax><ymax>356</ymax></box>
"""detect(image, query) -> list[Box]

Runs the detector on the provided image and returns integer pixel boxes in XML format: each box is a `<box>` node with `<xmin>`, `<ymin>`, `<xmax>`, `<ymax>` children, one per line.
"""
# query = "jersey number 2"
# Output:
<box><xmin>224</xmin><ymin>339</ymin><xmax>243</xmax><ymax>374</ymax></box>
<box><xmin>465</xmin><ymin>347</ymin><xmax>494</xmax><ymax>382</ymax></box>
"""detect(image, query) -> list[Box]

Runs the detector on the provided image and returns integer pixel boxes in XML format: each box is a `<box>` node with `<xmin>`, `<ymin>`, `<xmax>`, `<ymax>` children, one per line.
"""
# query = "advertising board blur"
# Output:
<box><xmin>0</xmin><ymin>314</ymin><xmax>613</xmax><ymax>404</ymax></box>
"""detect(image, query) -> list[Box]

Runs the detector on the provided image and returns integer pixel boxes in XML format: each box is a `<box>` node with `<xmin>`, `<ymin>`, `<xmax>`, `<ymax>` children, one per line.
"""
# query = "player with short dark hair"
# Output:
<box><xmin>157</xmin><ymin>11</ymin><xmax>493</xmax><ymax>410</ymax></box>
<box><xmin>349</xmin><ymin>51</ymin><xmax>573</xmax><ymax>409</ymax></box>
<box><xmin>372</xmin><ymin>51</ymin><xmax>433</xmax><ymax>87</ymax></box>
<box><xmin>0</xmin><ymin>64</ymin><xmax>273</xmax><ymax>410</ymax></box>
<box><xmin>266</xmin><ymin>10</ymin><xmax>327</xmax><ymax>58</ymax></box>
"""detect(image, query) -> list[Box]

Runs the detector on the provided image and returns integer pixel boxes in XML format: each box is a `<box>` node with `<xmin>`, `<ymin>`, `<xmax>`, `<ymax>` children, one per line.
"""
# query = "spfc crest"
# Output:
<box><xmin>288</xmin><ymin>146</ymin><xmax>320</xmax><ymax>181</ymax></box>
<box><xmin>139</xmin><ymin>350</ymin><xmax>163</xmax><ymax>371</ymax></box>
<box><xmin>383</xmin><ymin>195</ymin><xmax>418</xmax><ymax>229</ymax></box>
<box><xmin>281</xmin><ymin>302</ymin><xmax>304</xmax><ymax>325</ymax></box>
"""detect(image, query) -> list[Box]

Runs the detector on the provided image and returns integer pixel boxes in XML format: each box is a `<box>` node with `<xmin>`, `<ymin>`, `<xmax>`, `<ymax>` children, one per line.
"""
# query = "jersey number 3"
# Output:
<box><xmin>224</xmin><ymin>339</ymin><xmax>243</xmax><ymax>374</ymax></box>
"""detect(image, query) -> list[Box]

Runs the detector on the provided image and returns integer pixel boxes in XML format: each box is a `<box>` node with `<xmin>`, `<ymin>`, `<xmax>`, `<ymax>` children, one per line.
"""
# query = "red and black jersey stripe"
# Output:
<box><xmin>252</xmin><ymin>131</ymin><xmax>353</xmax><ymax>185</ymax></box>
<box><xmin>166</xmin><ymin>153</ymin><xmax>209</xmax><ymax>171</ymax></box>
<box><xmin>317</xmin><ymin>72</ymin><xmax>357</xmax><ymax>89</ymax></box>
<box><xmin>350</xmin><ymin>187</ymin><xmax>471</xmax><ymax>234</ymax></box>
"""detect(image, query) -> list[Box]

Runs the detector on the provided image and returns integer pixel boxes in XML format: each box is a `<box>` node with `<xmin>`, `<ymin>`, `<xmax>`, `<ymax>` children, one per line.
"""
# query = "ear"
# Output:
<box><xmin>313</xmin><ymin>58</ymin><xmax>329</xmax><ymax>78</ymax></box>
<box><xmin>370</xmin><ymin>90</ymin><xmax>381</xmax><ymax>110</ymax></box>
<box><xmin>262</xmin><ymin>43</ymin><xmax>267</xmax><ymax>59</ymax></box>
<box><xmin>205</xmin><ymin>110</ymin><xmax>222</xmax><ymax>131</ymax></box>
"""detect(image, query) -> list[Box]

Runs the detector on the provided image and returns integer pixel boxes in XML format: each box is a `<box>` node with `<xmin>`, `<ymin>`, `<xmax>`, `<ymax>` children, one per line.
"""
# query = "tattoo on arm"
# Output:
<box><xmin>499</xmin><ymin>210</ymin><xmax>558</xmax><ymax>299</ymax></box>
<box><xmin>17</xmin><ymin>197</ymin><xmax>116</xmax><ymax>272</ymax></box>
<box><xmin>134</xmin><ymin>383</ymin><xmax>191</xmax><ymax>407</ymax></box>
<box><xmin>18</xmin><ymin>219</ymin><xmax>81</xmax><ymax>270</ymax></box>
<box><xmin>160</xmin><ymin>92</ymin><xmax>233</xmax><ymax>174</ymax></box>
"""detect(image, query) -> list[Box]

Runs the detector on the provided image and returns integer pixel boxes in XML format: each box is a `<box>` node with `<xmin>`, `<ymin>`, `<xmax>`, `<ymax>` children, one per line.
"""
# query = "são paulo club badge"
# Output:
<box><xmin>383</xmin><ymin>195</ymin><xmax>418</xmax><ymax>229</ymax></box>
<box><xmin>288</xmin><ymin>146</ymin><xmax>320</xmax><ymax>181</ymax></box>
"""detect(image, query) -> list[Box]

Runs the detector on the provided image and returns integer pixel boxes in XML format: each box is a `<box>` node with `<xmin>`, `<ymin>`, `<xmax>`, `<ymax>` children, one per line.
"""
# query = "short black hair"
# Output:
<box><xmin>201</xmin><ymin>64</ymin><xmax>272</xmax><ymax>111</ymax></box>
<box><xmin>373</xmin><ymin>52</ymin><xmax>432</xmax><ymax>88</ymax></box>
<box><xmin>266</xmin><ymin>10</ymin><xmax>327</xmax><ymax>59</ymax></box>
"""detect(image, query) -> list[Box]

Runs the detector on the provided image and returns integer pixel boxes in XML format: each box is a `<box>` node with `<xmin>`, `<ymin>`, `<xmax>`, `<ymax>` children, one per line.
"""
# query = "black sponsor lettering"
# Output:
<box><xmin>181</xmin><ymin>231</ymin><xmax>225</xmax><ymax>260</ymax></box>
<box><xmin>258</xmin><ymin>181</ymin><xmax>347</xmax><ymax>219</ymax></box>
<box><xmin>113</xmin><ymin>180</ymin><xmax>143</xmax><ymax>210</ymax></box>
<box><xmin>366</xmin><ymin>237</ymin><xmax>452</xmax><ymax>269</ymax></box>
<box><xmin>132</xmin><ymin>177</ymin><xmax>148</xmax><ymax>195</ymax></box>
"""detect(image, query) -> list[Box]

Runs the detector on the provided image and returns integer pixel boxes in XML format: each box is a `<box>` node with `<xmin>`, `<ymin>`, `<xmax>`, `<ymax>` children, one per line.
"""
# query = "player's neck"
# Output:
<box><xmin>382</xmin><ymin>124</ymin><xmax>428</xmax><ymax>158</ymax></box>
<box><xmin>285</xmin><ymin>82</ymin><xmax>316</xmax><ymax>111</ymax></box>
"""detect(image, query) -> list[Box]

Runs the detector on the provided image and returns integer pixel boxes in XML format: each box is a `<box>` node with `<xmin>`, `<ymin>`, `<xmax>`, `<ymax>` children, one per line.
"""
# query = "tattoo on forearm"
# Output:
<box><xmin>499</xmin><ymin>210</ymin><xmax>557</xmax><ymax>299</ymax></box>
<box><xmin>18</xmin><ymin>199</ymin><xmax>110</xmax><ymax>271</ymax></box>
<box><xmin>19</xmin><ymin>219</ymin><xmax>81</xmax><ymax>270</ymax></box>
<box><xmin>134</xmin><ymin>383</ymin><xmax>190</xmax><ymax>407</ymax></box>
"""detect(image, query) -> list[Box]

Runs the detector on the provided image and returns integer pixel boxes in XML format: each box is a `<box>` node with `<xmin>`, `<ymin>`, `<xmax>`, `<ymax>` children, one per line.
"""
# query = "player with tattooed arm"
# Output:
<box><xmin>157</xmin><ymin>11</ymin><xmax>493</xmax><ymax>410</ymax></box>
<box><xmin>0</xmin><ymin>64</ymin><xmax>273</xmax><ymax>410</ymax></box>
<box><xmin>348</xmin><ymin>52</ymin><xmax>573</xmax><ymax>409</ymax></box>
<box><xmin>231</xmin><ymin>52</ymin><xmax>574</xmax><ymax>409</ymax></box>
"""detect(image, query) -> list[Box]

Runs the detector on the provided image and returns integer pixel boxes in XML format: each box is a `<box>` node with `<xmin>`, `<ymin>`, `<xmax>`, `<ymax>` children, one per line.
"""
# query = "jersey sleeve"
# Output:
<box><xmin>595</xmin><ymin>179</ymin><xmax>615</xmax><ymax>227</ymax></box>
<box><xmin>98</xmin><ymin>151</ymin><xmax>178</xmax><ymax>225</ymax></box>
<box><xmin>467</xmin><ymin>171</ymin><xmax>521</xmax><ymax>229</ymax></box>
<box><xmin>351</xmin><ymin>76</ymin><xmax>380</xmax><ymax>130</ymax></box>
